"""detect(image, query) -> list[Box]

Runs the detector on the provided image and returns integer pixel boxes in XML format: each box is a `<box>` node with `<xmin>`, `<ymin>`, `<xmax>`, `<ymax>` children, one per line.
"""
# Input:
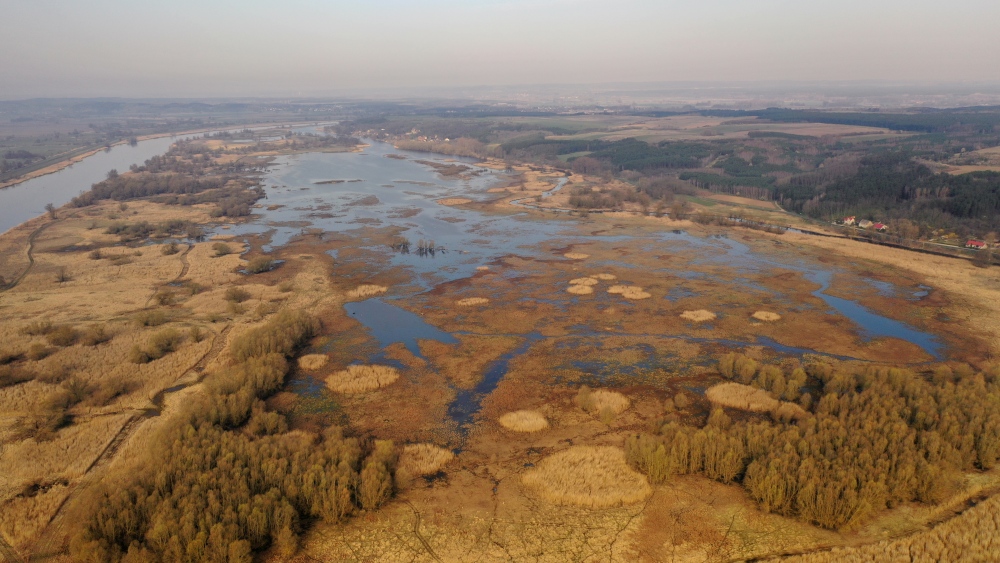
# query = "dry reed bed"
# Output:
<box><xmin>347</xmin><ymin>284</ymin><xmax>388</xmax><ymax>299</ymax></box>
<box><xmin>397</xmin><ymin>444</ymin><xmax>454</xmax><ymax>480</ymax></box>
<box><xmin>498</xmin><ymin>410</ymin><xmax>549</xmax><ymax>432</ymax></box>
<box><xmin>563</xmin><ymin>253</ymin><xmax>590</xmax><ymax>260</ymax></box>
<box><xmin>607</xmin><ymin>285</ymin><xmax>651</xmax><ymax>299</ymax></box>
<box><xmin>567</xmin><ymin>285</ymin><xmax>594</xmax><ymax>295</ymax></box>
<box><xmin>297</xmin><ymin>354</ymin><xmax>329</xmax><ymax>371</ymax></box>
<box><xmin>752</xmin><ymin>311</ymin><xmax>782</xmax><ymax>322</ymax></box>
<box><xmin>569</xmin><ymin>277</ymin><xmax>599</xmax><ymax>286</ymax></box>
<box><xmin>457</xmin><ymin>297</ymin><xmax>489</xmax><ymax>306</ymax></box>
<box><xmin>681</xmin><ymin>309</ymin><xmax>717</xmax><ymax>322</ymax></box>
<box><xmin>326</xmin><ymin>365</ymin><xmax>400</xmax><ymax>393</ymax></box>
<box><xmin>706</xmin><ymin>382</ymin><xmax>807</xmax><ymax>419</ymax></box>
<box><xmin>436</xmin><ymin>198</ymin><xmax>473</xmax><ymax>206</ymax></box>
<box><xmin>593</xmin><ymin>273</ymin><xmax>617</xmax><ymax>280</ymax></box>
<box><xmin>522</xmin><ymin>446</ymin><xmax>651</xmax><ymax>508</ymax></box>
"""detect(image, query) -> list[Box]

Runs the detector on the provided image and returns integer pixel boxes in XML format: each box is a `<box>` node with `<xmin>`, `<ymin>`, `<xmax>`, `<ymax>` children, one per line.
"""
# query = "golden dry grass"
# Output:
<box><xmin>498</xmin><ymin>410</ymin><xmax>549</xmax><ymax>432</ymax></box>
<box><xmin>476</xmin><ymin>266</ymin><xmax>490</xmax><ymax>271</ymax></box>
<box><xmin>593</xmin><ymin>273</ymin><xmax>617</xmax><ymax>280</ymax></box>
<box><xmin>607</xmin><ymin>285</ymin><xmax>650</xmax><ymax>299</ymax></box>
<box><xmin>396</xmin><ymin>444</ymin><xmax>454</xmax><ymax>485</ymax></box>
<box><xmin>326</xmin><ymin>365</ymin><xmax>400</xmax><ymax>393</ymax></box>
<box><xmin>681</xmin><ymin>309</ymin><xmax>717</xmax><ymax>322</ymax></box>
<box><xmin>567</xmin><ymin>285</ymin><xmax>594</xmax><ymax>295</ymax></box>
<box><xmin>297</xmin><ymin>354</ymin><xmax>329</xmax><ymax>371</ymax></box>
<box><xmin>563</xmin><ymin>252</ymin><xmax>590</xmax><ymax>260</ymax></box>
<box><xmin>436</xmin><ymin>197</ymin><xmax>473</xmax><ymax>206</ymax></box>
<box><xmin>521</xmin><ymin>446</ymin><xmax>651</xmax><ymax>508</ymax></box>
<box><xmin>705</xmin><ymin>382</ymin><xmax>807</xmax><ymax>420</ymax></box>
<box><xmin>347</xmin><ymin>284</ymin><xmax>388</xmax><ymax>299</ymax></box>
<box><xmin>590</xmin><ymin>389</ymin><xmax>630</xmax><ymax>415</ymax></box>
<box><xmin>752</xmin><ymin>311</ymin><xmax>782</xmax><ymax>322</ymax></box>
<box><xmin>569</xmin><ymin>277</ymin><xmax>599</xmax><ymax>286</ymax></box>
<box><xmin>457</xmin><ymin>297</ymin><xmax>490</xmax><ymax>306</ymax></box>
<box><xmin>706</xmin><ymin>382</ymin><xmax>780</xmax><ymax>412</ymax></box>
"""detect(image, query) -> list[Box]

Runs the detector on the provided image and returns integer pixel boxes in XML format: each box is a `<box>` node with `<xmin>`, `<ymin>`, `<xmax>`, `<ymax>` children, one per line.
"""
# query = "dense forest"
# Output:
<box><xmin>72</xmin><ymin>311</ymin><xmax>400</xmax><ymax>562</ymax></box>
<box><xmin>627</xmin><ymin>357</ymin><xmax>1000</xmax><ymax>530</ymax></box>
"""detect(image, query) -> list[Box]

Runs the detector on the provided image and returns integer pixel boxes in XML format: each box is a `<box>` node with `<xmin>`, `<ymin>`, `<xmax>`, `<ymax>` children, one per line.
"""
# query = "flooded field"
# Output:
<box><xmin>222</xmin><ymin>139</ymin><xmax>971</xmax><ymax>441</ymax></box>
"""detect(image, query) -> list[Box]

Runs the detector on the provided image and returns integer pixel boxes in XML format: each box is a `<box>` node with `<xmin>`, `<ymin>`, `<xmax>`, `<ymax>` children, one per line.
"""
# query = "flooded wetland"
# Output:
<box><xmin>3</xmin><ymin>129</ymin><xmax>997</xmax><ymax>562</ymax></box>
<box><xmin>206</xmin><ymin>138</ymin><xmax>991</xmax><ymax>558</ymax></box>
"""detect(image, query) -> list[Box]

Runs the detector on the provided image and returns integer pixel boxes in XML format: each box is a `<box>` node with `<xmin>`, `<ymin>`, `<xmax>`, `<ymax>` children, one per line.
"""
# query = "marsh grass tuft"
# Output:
<box><xmin>456</xmin><ymin>297</ymin><xmax>489</xmax><ymax>306</ymax></box>
<box><xmin>567</xmin><ymin>285</ymin><xmax>594</xmax><ymax>295</ymax></box>
<box><xmin>752</xmin><ymin>310</ymin><xmax>782</xmax><ymax>322</ymax></box>
<box><xmin>563</xmin><ymin>252</ymin><xmax>590</xmax><ymax>260</ymax></box>
<box><xmin>681</xmin><ymin>309</ymin><xmax>716</xmax><ymax>322</ymax></box>
<box><xmin>569</xmin><ymin>277</ymin><xmax>598</xmax><ymax>286</ymax></box>
<box><xmin>498</xmin><ymin>410</ymin><xmax>549</xmax><ymax>432</ymax></box>
<box><xmin>347</xmin><ymin>285</ymin><xmax>388</xmax><ymax>299</ymax></box>
<box><xmin>522</xmin><ymin>446</ymin><xmax>651</xmax><ymax>508</ymax></box>
<box><xmin>326</xmin><ymin>365</ymin><xmax>399</xmax><ymax>393</ymax></box>
<box><xmin>396</xmin><ymin>443</ymin><xmax>454</xmax><ymax>487</ymax></box>
<box><xmin>298</xmin><ymin>354</ymin><xmax>329</xmax><ymax>371</ymax></box>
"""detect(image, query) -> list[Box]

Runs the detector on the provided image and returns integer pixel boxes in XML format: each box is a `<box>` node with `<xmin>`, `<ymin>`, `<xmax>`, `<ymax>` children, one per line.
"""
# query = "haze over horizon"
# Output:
<box><xmin>3</xmin><ymin>0</ymin><xmax>1000</xmax><ymax>100</ymax></box>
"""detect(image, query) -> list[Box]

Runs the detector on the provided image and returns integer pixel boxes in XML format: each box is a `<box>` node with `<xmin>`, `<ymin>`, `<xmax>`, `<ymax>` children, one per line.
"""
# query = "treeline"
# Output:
<box><xmin>627</xmin><ymin>357</ymin><xmax>1000</xmax><ymax>530</ymax></box>
<box><xmin>775</xmin><ymin>151</ymin><xmax>1000</xmax><ymax>232</ymax></box>
<box><xmin>72</xmin><ymin>310</ymin><xmax>400</xmax><ymax>562</ymax></box>
<box><xmin>704</xmin><ymin>107</ymin><xmax>1000</xmax><ymax>133</ymax></box>
<box><xmin>71</xmin><ymin>174</ymin><xmax>229</xmax><ymax>207</ymax></box>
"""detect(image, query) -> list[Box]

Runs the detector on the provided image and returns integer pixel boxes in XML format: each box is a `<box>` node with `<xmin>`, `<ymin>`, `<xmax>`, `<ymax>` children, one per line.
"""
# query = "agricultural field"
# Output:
<box><xmin>1</xmin><ymin>120</ymin><xmax>1000</xmax><ymax>563</ymax></box>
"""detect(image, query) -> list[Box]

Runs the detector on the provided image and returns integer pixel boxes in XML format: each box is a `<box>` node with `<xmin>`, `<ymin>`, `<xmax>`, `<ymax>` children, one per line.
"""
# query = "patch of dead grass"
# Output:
<box><xmin>593</xmin><ymin>273</ymin><xmax>616</xmax><ymax>280</ymax></box>
<box><xmin>326</xmin><ymin>365</ymin><xmax>399</xmax><ymax>393</ymax></box>
<box><xmin>567</xmin><ymin>285</ymin><xmax>594</xmax><ymax>295</ymax></box>
<box><xmin>681</xmin><ymin>309</ymin><xmax>717</xmax><ymax>322</ymax></box>
<box><xmin>522</xmin><ymin>446</ymin><xmax>651</xmax><ymax>508</ymax></box>
<box><xmin>457</xmin><ymin>297</ymin><xmax>489</xmax><ymax>306</ymax></box>
<box><xmin>396</xmin><ymin>443</ymin><xmax>454</xmax><ymax>486</ymax></box>
<box><xmin>569</xmin><ymin>277</ymin><xmax>598</xmax><ymax>286</ymax></box>
<box><xmin>297</xmin><ymin>354</ymin><xmax>328</xmax><ymax>371</ymax></box>
<box><xmin>498</xmin><ymin>410</ymin><xmax>549</xmax><ymax>432</ymax></box>
<box><xmin>347</xmin><ymin>284</ymin><xmax>388</xmax><ymax>299</ymax></box>
<box><xmin>563</xmin><ymin>252</ymin><xmax>589</xmax><ymax>260</ymax></box>
<box><xmin>752</xmin><ymin>311</ymin><xmax>782</xmax><ymax>322</ymax></box>
<box><xmin>437</xmin><ymin>198</ymin><xmax>472</xmax><ymax>206</ymax></box>
<box><xmin>608</xmin><ymin>285</ymin><xmax>651</xmax><ymax>299</ymax></box>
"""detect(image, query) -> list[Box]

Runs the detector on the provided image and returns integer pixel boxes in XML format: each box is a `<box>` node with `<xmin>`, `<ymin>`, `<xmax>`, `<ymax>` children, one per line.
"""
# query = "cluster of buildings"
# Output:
<box><xmin>841</xmin><ymin>216</ymin><xmax>991</xmax><ymax>250</ymax></box>
<box><xmin>841</xmin><ymin>216</ymin><xmax>887</xmax><ymax>232</ymax></box>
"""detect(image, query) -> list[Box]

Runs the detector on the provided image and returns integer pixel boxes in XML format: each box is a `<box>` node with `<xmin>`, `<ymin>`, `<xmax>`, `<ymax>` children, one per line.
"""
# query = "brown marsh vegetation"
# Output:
<box><xmin>3</xmin><ymin>128</ymin><xmax>1000</xmax><ymax>563</ymax></box>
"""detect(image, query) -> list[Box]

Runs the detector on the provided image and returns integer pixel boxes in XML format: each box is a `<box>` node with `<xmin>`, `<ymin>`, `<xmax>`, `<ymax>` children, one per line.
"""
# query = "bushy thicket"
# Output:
<box><xmin>627</xmin><ymin>359</ymin><xmax>1000</xmax><ymax>530</ymax></box>
<box><xmin>72</xmin><ymin>310</ymin><xmax>396</xmax><ymax>562</ymax></box>
<box><xmin>71</xmin><ymin>174</ymin><xmax>229</xmax><ymax>207</ymax></box>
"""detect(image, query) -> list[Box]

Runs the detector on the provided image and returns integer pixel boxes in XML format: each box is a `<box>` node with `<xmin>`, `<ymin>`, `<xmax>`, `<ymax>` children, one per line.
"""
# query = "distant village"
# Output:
<box><xmin>838</xmin><ymin>216</ymin><xmax>991</xmax><ymax>250</ymax></box>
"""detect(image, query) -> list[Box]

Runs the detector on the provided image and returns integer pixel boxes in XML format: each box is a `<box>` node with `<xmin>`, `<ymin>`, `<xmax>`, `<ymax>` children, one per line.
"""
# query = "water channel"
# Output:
<box><xmin>1</xmin><ymin>133</ymin><xmax>949</xmax><ymax>429</ymax></box>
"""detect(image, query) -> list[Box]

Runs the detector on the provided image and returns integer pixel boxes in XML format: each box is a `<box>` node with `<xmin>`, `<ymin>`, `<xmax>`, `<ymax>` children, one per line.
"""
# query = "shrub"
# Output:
<box><xmin>154</xmin><ymin>291</ymin><xmax>174</xmax><ymax>306</ymax></box>
<box><xmin>225</xmin><ymin>287</ymin><xmax>252</xmax><ymax>303</ymax></box>
<box><xmin>134</xmin><ymin>310</ymin><xmax>167</xmax><ymax>327</ymax></box>
<box><xmin>213</xmin><ymin>242</ymin><xmax>232</xmax><ymax>257</ymax></box>
<box><xmin>35</xmin><ymin>365</ymin><xmax>69</xmax><ymax>384</ymax></box>
<box><xmin>46</xmin><ymin>325</ymin><xmax>79</xmax><ymax>347</ymax></box>
<box><xmin>131</xmin><ymin>328</ymin><xmax>183</xmax><ymax>364</ymax></box>
<box><xmin>160</xmin><ymin>242</ymin><xmax>179</xmax><ymax>256</ymax></box>
<box><xmin>80</xmin><ymin>324</ymin><xmax>111</xmax><ymax>346</ymax></box>
<box><xmin>87</xmin><ymin>376</ymin><xmax>132</xmax><ymax>406</ymax></box>
<box><xmin>189</xmin><ymin>326</ymin><xmax>204</xmax><ymax>343</ymax></box>
<box><xmin>246</xmin><ymin>257</ymin><xmax>275</xmax><ymax>274</ymax></box>
<box><xmin>21</xmin><ymin>320</ymin><xmax>53</xmax><ymax>336</ymax></box>
<box><xmin>278</xmin><ymin>281</ymin><xmax>295</xmax><ymax>293</ymax></box>
<box><xmin>0</xmin><ymin>365</ymin><xmax>33</xmax><ymax>388</ymax></box>
<box><xmin>359</xmin><ymin>440</ymin><xmax>396</xmax><ymax>510</ymax></box>
<box><xmin>88</xmin><ymin>249</ymin><xmax>102</xmax><ymax>260</ymax></box>
<box><xmin>26</xmin><ymin>342</ymin><xmax>51</xmax><ymax>361</ymax></box>
<box><xmin>54</xmin><ymin>267</ymin><xmax>71</xmax><ymax>283</ymax></box>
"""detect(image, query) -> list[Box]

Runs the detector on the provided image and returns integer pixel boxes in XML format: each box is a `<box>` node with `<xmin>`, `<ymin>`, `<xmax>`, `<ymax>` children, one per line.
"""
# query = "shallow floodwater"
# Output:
<box><xmin>231</xmin><ymin>140</ymin><xmax>947</xmax><ymax>426</ymax></box>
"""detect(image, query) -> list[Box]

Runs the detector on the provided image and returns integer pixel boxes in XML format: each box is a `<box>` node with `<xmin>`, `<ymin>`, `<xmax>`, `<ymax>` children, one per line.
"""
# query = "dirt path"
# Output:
<box><xmin>28</xmin><ymin>324</ymin><xmax>231</xmax><ymax>561</ymax></box>
<box><xmin>141</xmin><ymin>243</ymin><xmax>192</xmax><ymax>308</ymax></box>
<box><xmin>1</xmin><ymin>218</ymin><xmax>60</xmax><ymax>292</ymax></box>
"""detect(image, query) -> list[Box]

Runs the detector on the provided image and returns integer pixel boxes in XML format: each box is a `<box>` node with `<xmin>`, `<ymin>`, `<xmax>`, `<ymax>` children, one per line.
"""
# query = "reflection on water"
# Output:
<box><xmin>343</xmin><ymin>298</ymin><xmax>456</xmax><ymax>357</ymax></box>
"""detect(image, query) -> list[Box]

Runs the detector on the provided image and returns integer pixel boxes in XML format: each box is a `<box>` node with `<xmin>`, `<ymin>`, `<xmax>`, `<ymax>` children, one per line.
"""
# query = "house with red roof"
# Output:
<box><xmin>873</xmin><ymin>222</ymin><xmax>887</xmax><ymax>232</ymax></box>
<box><xmin>967</xmin><ymin>239</ymin><xmax>987</xmax><ymax>249</ymax></box>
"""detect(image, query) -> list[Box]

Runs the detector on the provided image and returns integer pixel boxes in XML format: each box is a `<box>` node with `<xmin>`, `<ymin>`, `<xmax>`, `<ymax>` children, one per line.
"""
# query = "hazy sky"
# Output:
<box><xmin>2</xmin><ymin>0</ymin><xmax>999</xmax><ymax>99</ymax></box>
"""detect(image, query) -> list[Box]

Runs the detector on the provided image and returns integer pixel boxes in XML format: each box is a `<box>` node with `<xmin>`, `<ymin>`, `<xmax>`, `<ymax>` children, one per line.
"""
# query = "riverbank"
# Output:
<box><xmin>0</xmin><ymin>120</ymin><xmax>328</xmax><ymax>191</ymax></box>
